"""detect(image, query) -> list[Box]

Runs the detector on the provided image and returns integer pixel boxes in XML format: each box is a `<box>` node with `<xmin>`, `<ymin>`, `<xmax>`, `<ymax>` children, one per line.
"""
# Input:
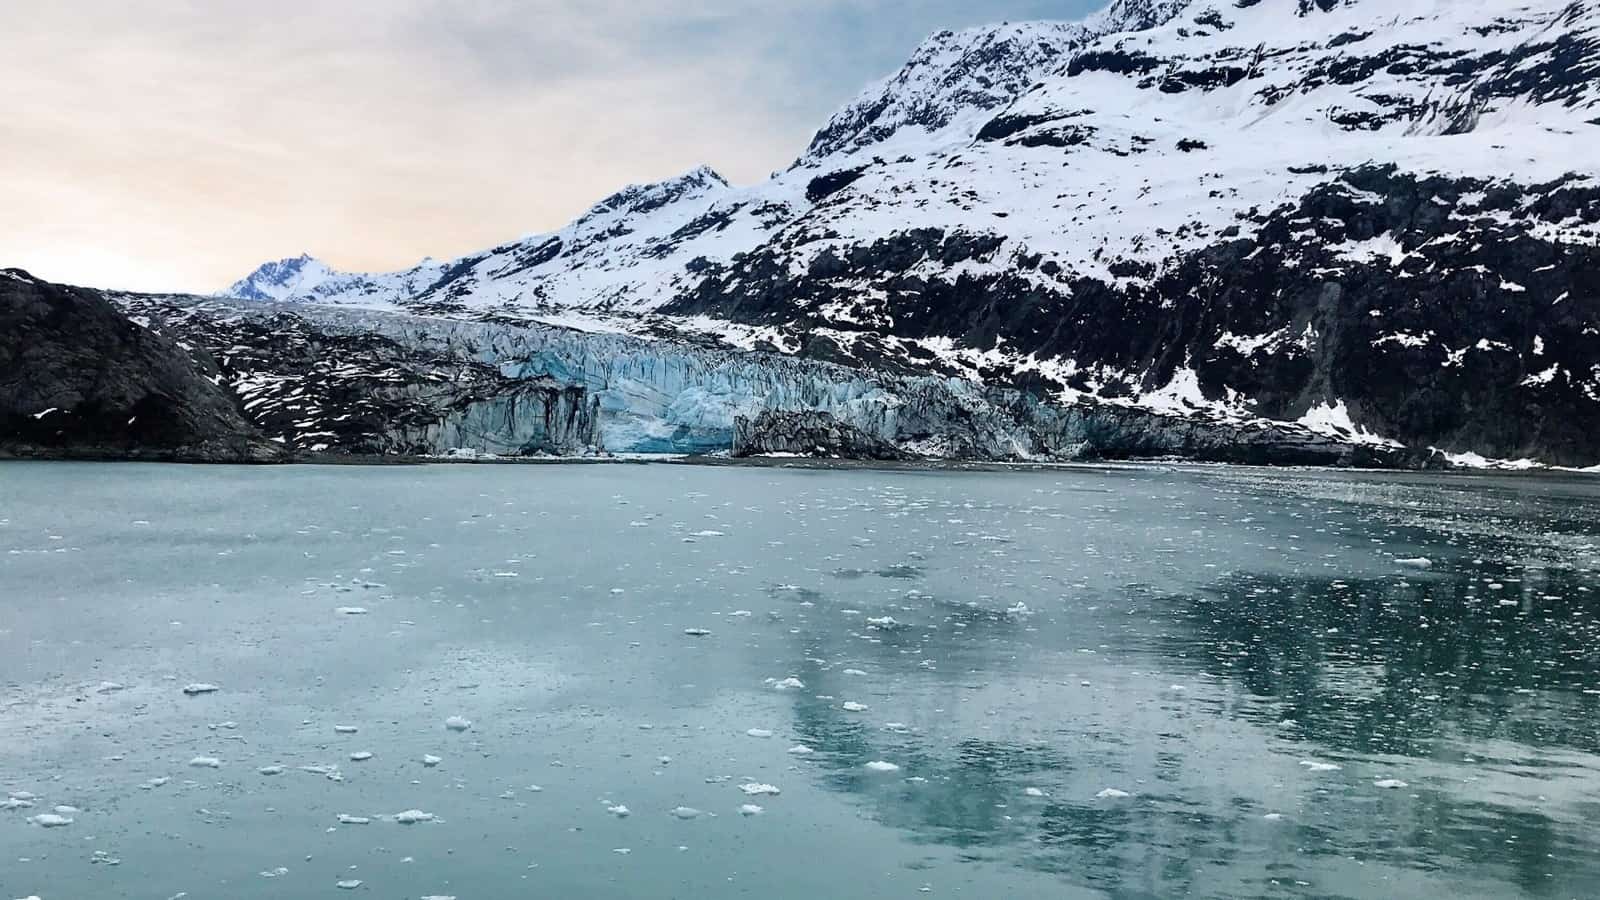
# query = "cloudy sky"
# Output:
<box><xmin>2</xmin><ymin>0</ymin><xmax>1101</xmax><ymax>293</ymax></box>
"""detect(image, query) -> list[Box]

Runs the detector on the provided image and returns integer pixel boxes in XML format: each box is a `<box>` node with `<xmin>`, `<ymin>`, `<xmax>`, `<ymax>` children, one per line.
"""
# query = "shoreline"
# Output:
<box><xmin>3</xmin><ymin>448</ymin><xmax>1595</xmax><ymax>481</ymax></box>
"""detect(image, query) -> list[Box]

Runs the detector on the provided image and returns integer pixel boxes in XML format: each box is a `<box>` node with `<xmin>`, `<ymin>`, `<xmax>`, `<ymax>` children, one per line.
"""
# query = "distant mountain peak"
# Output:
<box><xmin>225</xmin><ymin>253</ymin><xmax>331</xmax><ymax>302</ymax></box>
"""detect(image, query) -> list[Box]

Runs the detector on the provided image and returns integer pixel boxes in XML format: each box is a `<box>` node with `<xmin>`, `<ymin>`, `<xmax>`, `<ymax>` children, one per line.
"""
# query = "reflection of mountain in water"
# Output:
<box><xmin>771</xmin><ymin>560</ymin><xmax>1600</xmax><ymax>899</ymax></box>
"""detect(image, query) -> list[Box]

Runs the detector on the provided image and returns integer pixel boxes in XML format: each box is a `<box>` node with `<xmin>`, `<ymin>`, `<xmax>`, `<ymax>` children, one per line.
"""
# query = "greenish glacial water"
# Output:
<box><xmin>2</xmin><ymin>461</ymin><xmax>1599</xmax><ymax>900</ymax></box>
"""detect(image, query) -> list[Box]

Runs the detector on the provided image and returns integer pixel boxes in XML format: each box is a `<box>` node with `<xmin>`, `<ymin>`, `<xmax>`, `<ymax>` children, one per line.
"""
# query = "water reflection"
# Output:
<box><xmin>777</xmin><ymin>546</ymin><xmax>1600</xmax><ymax>898</ymax></box>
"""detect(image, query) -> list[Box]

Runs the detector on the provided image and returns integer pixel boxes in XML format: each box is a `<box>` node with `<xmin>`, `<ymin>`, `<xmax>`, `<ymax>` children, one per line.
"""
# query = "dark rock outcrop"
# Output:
<box><xmin>733</xmin><ymin>410</ymin><xmax>912</xmax><ymax>460</ymax></box>
<box><xmin>0</xmin><ymin>269</ymin><xmax>281</xmax><ymax>462</ymax></box>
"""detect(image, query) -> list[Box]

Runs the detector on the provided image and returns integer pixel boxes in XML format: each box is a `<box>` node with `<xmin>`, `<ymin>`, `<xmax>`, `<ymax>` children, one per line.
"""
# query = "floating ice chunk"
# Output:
<box><xmin>1263</xmin><ymin>813</ymin><xmax>1284</xmax><ymax>821</ymax></box>
<box><xmin>728</xmin><ymin>610</ymin><xmax>752</xmax><ymax>617</ymax></box>
<box><xmin>606</xmin><ymin>804</ymin><xmax>631</xmax><ymax>817</ymax></box>
<box><xmin>335</xmin><ymin>880</ymin><xmax>362</xmax><ymax>889</ymax></box>
<box><xmin>1395</xmin><ymin>558</ymin><xmax>1433</xmax><ymax>569</ymax></box>
<box><xmin>182</xmin><ymin>683</ymin><xmax>219</xmax><ymax>696</ymax></box>
<box><xmin>349</xmin><ymin>752</ymin><xmax>373</xmax><ymax>762</ymax></box>
<box><xmin>335</xmin><ymin>607</ymin><xmax>369</xmax><ymax>616</ymax></box>
<box><xmin>258</xmin><ymin>766</ymin><xmax>285</xmax><ymax>776</ymax></box>
<box><xmin>189</xmin><ymin>757</ymin><xmax>221</xmax><ymax>769</ymax></box>
<box><xmin>142</xmin><ymin>777</ymin><xmax>170</xmax><ymax>789</ymax></box>
<box><xmin>769</xmin><ymin>677</ymin><xmax>805</xmax><ymax>690</ymax></box>
<box><xmin>670</xmin><ymin>806</ymin><xmax>706</xmax><ymax>820</ymax></box>
<box><xmin>1299</xmin><ymin>760</ymin><xmax>1342</xmax><ymax>772</ymax></box>
<box><xmin>864</xmin><ymin>761</ymin><xmax>900</xmax><ymax>773</ymax></box>
<box><xmin>841</xmin><ymin>701</ymin><xmax>868</xmax><ymax>712</ymax></box>
<box><xmin>683</xmin><ymin>628</ymin><xmax>713</xmax><ymax>636</ymax></box>
<box><xmin>0</xmin><ymin>797</ymin><xmax>34</xmax><ymax>810</ymax></box>
<box><xmin>1023</xmin><ymin>787</ymin><xmax>1047</xmax><ymax>797</ymax></box>
<box><xmin>691</xmin><ymin>530</ymin><xmax>725</xmax><ymax>537</ymax></box>
<box><xmin>739</xmin><ymin>804</ymin><xmax>764</xmax><ymax>816</ymax></box>
<box><xmin>787</xmin><ymin>745</ymin><xmax>814</xmax><ymax>756</ymax></box>
<box><xmin>96</xmin><ymin>681</ymin><xmax>127</xmax><ymax>693</ymax></box>
<box><xmin>260</xmin><ymin>867</ymin><xmax>290</xmax><ymax>878</ymax></box>
<box><xmin>1095</xmin><ymin>788</ymin><xmax>1131</xmax><ymax>799</ymax></box>
<box><xmin>393</xmin><ymin>809</ymin><xmax>435</xmax><ymax>825</ymax></box>
<box><xmin>336</xmin><ymin>814</ymin><xmax>371</xmax><ymax>825</ymax></box>
<box><xmin>865</xmin><ymin>616</ymin><xmax>898</xmax><ymax>629</ymax></box>
<box><xmin>334</xmin><ymin>725</ymin><xmax>359</xmax><ymax>734</ymax></box>
<box><xmin>739</xmin><ymin>783</ymin><xmax>781</xmax><ymax>796</ymax></box>
<box><xmin>10</xmin><ymin>791</ymin><xmax>37</xmax><ymax>801</ymax></box>
<box><xmin>842</xmin><ymin>669</ymin><xmax>867</xmax><ymax>676</ymax></box>
<box><xmin>53</xmin><ymin>805</ymin><xmax>79</xmax><ymax>815</ymax></box>
<box><xmin>746</xmin><ymin>728</ymin><xmax>773</xmax><ymax>738</ymax></box>
<box><xmin>31</xmin><ymin>813</ymin><xmax>73</xmax><ymax>827</ymax></box>
<box><xmin>1374</xmin><ymin>779</ymin><xmax>1410</xmax><ymax>789</ymax></box>
<box><xmin>422</xmin><ymin>755</ymin><xmax>442</xmax><ymax>767</ymax></box>
<box><xmin>445</xmin><ymin>716</ymin><xmax>472</xmax><ymax>732</ymax></box>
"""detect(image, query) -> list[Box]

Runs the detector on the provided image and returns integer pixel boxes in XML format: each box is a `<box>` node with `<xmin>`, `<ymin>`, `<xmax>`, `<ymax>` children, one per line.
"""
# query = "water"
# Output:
<box><xmin>3</xmin><ymin>461</ymin><xmax>1600</xmax><ymax>900</ymax></box>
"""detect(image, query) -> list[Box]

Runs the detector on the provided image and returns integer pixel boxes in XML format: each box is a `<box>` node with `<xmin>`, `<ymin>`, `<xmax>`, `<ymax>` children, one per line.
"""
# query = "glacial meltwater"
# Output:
<box><xmin>4</xmin><ymin>462</ymin><xmax>1600</xmax><ymax>900</ymax></box>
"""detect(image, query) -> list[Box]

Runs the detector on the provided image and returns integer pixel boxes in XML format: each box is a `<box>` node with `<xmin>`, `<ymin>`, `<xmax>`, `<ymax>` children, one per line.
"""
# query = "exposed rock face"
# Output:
<box><xmin>669</xmin><ymin>166</ymin><xmax>1600</xmax><ymax>466</ymax></box>
<box><xmin>0</xmin><ymin>269</ymin><xmax>280</xmax><ymax>462</ymax></box>
<box><xmin>733</xmin><ymin>410</ymin><xmax>912</xmax><ymax>460</ymax></box>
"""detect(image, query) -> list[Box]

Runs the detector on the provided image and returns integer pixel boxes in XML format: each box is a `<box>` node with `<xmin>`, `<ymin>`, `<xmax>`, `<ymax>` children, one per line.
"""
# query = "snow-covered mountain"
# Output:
<box><xmin>218</xmin><ymin>0</ymin><xmax>1600</xmax><ymax>466</ymax></box>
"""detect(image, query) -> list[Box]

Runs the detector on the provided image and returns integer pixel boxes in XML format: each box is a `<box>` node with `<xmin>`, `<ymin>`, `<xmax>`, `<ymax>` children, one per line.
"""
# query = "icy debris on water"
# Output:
<box><xmin>864</xmin><ymin>761</ymin><xmax>900</xmax><ymax>773</ymax></box>
<box><xmin>1374</xmin><ymin>779</ymin><xmax>1410</xmax><ymax>789</ymax></box>
<box><xmin>334</xmin><ymin>725</ymin><xmax>359</xmax><ymax>734</ymax></box>
<box><xmin>606</xmin><ymin>803</ymin><xmax>631</xmax><ymax>817</ymax></box>
<box><xmin>683</xmin><ymin>628</ymin><xmax>713</xmax><ymax>636</ymax></box>
<box><xmin>739</xmin><ymin>782</ymin><xmax>781</xmax><ymax>796</ymax></box>
<box><xmin>182</xmin><ymin>683</ymin><xmax>219</xmax><ymax>696</ymax></box>
<box><xmin>746</xmin><ymin>728</ymin><xmax>773</xmax><ymax>738</ymax></box>
<box><xmin>393</xmin><ymin>809</ymin><xmax>436</xmax><ymax>825</ymax></box>
<box><xmin>787</xmin><ymin>745</ymin><xmax>814</xmax><ymax>756</ymax></box>
<box><xmin>31</xmin><ymin>813</ymin><xmax>73</xmax><ymax>827</ymax></box>
<box><xmin>335</xmin><ymin>607</ymin><xmax>369</xmax><ymax>616</ymax></box>
<box><xmin>335</xmin><ymin>880</ymin><xmax>362</xmax><ymax>889</ymax></box>
<box><xmin>422</xmin><ymin>755</ymin><xmax>443</xmax><ymax>767</ymax></box>
<box><xmin>739</xmin><ymin>804</ymin><xmax>764</xmax><ymax>816</ymax></box>
<box><xmin>336</xmin><ymin>814</ymin><xmax>371</xmax><ymax>825</ymax></box>
<box><xmin>349</xmin><ymin>751</ymin><xmax>373</xmax><ymax>762</ymax></box>
<box><xmin>841</xmin><ymin>701</ymin><xmax>869</xmax><ymax>712</ymax></box>
<box><xmin>1299</xmin><ymin>760</ymin><xmax>1342</xmax><ymax>772</ymax></box>
<box><xmin>1396</xmin><ymin>557</ymin><xmax>1433</xmax><ymax>569</ymax></box>
<box><xmin>189</xmin><ymin>757</ymin><xmax>221</xmax><ymax>769</ymax></box>
<box><xmin>445</xmin><ymin>716</ymin><xmax>472</xmax><ymax>732</ymax></box>
<box><xmin>1095</xmin><ymin>788</ymin><xmax>1131</xmax><ymax>799</ymax></box>
<box><xmin>767</xmin><ymin>677</ymin><xmax>805</xmax><ymax>690</ymax></box>
<box><xmin>669</xmin><ymin>806</ymin><xmax>707</xmax><ymax>820</ymax></box>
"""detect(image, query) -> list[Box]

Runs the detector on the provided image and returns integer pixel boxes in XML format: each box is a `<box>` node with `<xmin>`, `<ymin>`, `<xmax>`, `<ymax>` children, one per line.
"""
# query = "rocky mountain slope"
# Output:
<box><xmin>0</xmin><ymin>269</ymin><xmax>279</xmax><ymax>461</ymax></box>
<box><xmin>162</xmin><ymin>0</ymin><xmax>1600</xmax><ymax>466</ymax></box>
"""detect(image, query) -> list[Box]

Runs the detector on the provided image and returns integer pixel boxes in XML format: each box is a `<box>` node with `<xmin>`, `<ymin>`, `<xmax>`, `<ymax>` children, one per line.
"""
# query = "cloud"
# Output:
<box><xmin>0</xmin><ymin>0</ymin><xmax>1099</xmax><ymax>292</ymax></box>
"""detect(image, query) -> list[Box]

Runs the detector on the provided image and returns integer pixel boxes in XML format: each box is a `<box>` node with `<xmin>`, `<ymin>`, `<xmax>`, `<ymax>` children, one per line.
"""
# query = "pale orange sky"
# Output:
<box><xmin>1</xmin><ymin>0</ymin><xmax>1095</xmax><ymax>293</ymax></box>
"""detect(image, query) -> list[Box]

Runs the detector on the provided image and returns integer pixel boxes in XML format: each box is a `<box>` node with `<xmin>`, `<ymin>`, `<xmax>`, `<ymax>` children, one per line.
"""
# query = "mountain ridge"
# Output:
<box><xmin>207</xmin><ymin>0</ymin><xmax>1599</xmax><ymax>467</ymax></box>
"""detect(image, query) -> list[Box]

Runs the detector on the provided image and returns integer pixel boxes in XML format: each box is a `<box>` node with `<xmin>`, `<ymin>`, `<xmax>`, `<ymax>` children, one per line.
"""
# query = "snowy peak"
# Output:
<box><xmin>578</xmin><ymin>165</ymin><xmax>730</xmax><ymax>224</ymax></box>
<box><xmin>796</xmin><ymin>21</ymin><xmax>1095</xmax><ymax>165</ymax></box>
<box><xmin>226</xmin><ymin>253</ymin><xmax>332</xmax><ymax>301</ymax></box>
